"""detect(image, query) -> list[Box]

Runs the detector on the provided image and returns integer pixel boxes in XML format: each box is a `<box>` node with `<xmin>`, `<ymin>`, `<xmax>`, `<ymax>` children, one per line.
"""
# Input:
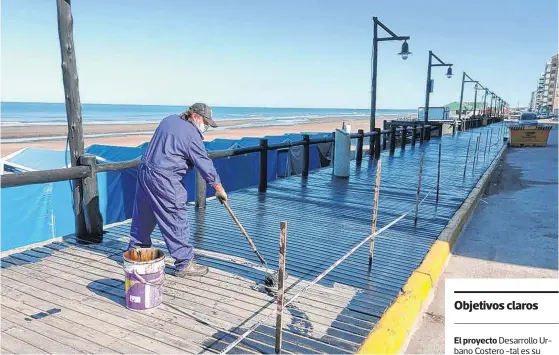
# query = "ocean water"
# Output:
<box><xmin>1</xmin><ymin>102</ymin><xmax>415</xmax><ymax>127</ymax></box>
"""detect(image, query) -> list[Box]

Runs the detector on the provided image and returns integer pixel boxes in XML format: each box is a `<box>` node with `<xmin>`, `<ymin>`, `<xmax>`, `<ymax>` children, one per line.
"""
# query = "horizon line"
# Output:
<box><xmin>1</xmin><ymin>101</ymin><xmax>417</xmax><ymax>111</ymax></box>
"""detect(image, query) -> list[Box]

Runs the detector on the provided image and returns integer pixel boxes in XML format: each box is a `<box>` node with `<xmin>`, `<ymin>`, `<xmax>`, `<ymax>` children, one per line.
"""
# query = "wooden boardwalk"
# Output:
<box><xmin>1</xmin><ymin>124</ymin><xmax>505</xmax><ymax>354</ymax></box>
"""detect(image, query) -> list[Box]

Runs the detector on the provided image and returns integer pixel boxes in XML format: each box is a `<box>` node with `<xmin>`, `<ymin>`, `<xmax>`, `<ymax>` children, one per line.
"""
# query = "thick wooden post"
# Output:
<box><xmin>411</xmin><ymin>125</ymin><xmax>417</xmax><ymax>146</ymax></box>
<box><xmin>400</xmin><ymin>126</ymin><xmax>407</xmax><ymax>150</ymax></box>
<box><xmin>78</xmin><ymin>154</ymin><xmax>103</xmax><ymax>242</ymax></box>
<box><xmin>420</xmin><ymin>125</ymin><xmax>425</xmax><ymax>144</ymax></box>
<box><xmin>57</xmin><ymin>0</ymin><xmax>86</xmax><ymax>237</ymax></box>
<box><xmin>356</xmin><ymin>129</ymin><xmax>364</xmax><ymax>165</ymax></box>
<box><xmin>302</xmin><ymin>135</ymin><xmax>310</xmax><ymax>178</ymax></box>
<box><xmin>275</xmin><ymin>221</ymin><xmax>288</xmax><ymax>354</ymax></box>
<box><xmin>195</xmin><ymin>170</ymin><xmax>206</xmax><ymax>209</ymax></box>
<box><xmin>369</xmin><ymin>159</ymin><xmax>382</xmax><ymax>267</ymax></box>
<box><xmin>259</xmin><ymin>139</ymin><xmax>268</xmax><ymax>192</ymax></box>
<box><xmin>389</xmin><ymin>126</ymin><xmax>397</xmax><ymax>155</ymax></box>
<box><xmin>374</xmin><ymin>129</ymin><xmax>381</xmax><ymax>160</ymax></box>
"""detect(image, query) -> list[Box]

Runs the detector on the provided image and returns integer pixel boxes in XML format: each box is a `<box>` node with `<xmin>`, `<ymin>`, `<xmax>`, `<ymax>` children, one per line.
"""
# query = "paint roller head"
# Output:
<box><xmin>263</xmin><ymin>270</ymin><xmax>289</xmax><ymax>293</ymax></box>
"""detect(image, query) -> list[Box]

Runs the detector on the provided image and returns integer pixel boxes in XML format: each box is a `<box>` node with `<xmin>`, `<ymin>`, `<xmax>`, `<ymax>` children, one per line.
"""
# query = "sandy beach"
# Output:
<box><xmin>1</xmin><ymin>116</ymin><xmax>389</xmax><ymax>157</ymax></box>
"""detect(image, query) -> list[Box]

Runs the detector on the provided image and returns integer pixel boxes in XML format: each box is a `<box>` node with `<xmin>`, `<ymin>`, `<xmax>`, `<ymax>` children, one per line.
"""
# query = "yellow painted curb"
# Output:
<box><xmin>357</xmin><ymin>143</ymin><xmax>508</xmax><ymax>355</ymax></box>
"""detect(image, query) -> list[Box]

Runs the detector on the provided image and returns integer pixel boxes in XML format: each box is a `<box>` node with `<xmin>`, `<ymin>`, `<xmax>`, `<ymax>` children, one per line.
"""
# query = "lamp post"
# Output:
<box><xmin>489</xmin><ymin>93</ymin><xmax>495</xmax><ymax>118</ymax></box>
<box><xmin>370</xmin><ymin>17</ymin><xmax>411</xmax><ymax>133</ymax></box>
<box><xmin>424</xmin><ymin>51</ymin><xmax>453</xmax><ymax>123</ymax></box>
<box><xmin>483</xmin><ymin>89</ymin><xmax>488</xmax><ymax>117</ymax></box>
<box><xmin>474</xmin><ymin>83</ymin><xmax>486</xmax><ymax>116</ymax></box>
<box><xmin>458</xmin><ymin>72</ymin><xmax>480</xmax><ymax>122</ymax></box>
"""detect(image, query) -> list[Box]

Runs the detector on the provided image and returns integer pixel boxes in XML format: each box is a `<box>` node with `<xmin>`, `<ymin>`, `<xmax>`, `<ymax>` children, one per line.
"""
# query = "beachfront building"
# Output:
<box><xmin>533</xmin><ymin>54</ymin><xmax>558</xmax><ymax>114</ymax></box>
<box><xmin>444</xmin><ymin>101</ymin><xmax>487</xmax><ymax>118</ymax></box>
<box><xmin>536</xmin><ymin>73</ymin><xmax>545</xmax><ymax>111</ymax></box>
<box><xmin>529</xmin><ymin>91</ymin><xmax>536</xmax><ymax>111</ymax></box>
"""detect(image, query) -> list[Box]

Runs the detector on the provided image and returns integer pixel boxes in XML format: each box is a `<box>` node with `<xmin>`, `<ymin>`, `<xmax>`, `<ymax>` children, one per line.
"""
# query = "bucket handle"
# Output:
<box><xmin>133</xmin><ymin>270</ymin><xmax>166</xmax><ymax>286</ymax></box>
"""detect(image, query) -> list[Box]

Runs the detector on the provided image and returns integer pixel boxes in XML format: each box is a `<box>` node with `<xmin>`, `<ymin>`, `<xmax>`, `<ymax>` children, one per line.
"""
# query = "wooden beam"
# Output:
<box><xmin>56</xmin><ymin>0</ymin><xmax>86</xmax><ymax>237</ymax></box>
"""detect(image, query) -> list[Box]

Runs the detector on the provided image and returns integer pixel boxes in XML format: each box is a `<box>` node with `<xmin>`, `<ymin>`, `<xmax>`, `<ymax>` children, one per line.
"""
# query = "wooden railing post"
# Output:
<box><xmin>389</xmin><ymin>126</ymin><xmax>396</xmax><ymax>154</ymax></box>
<box><xmin>195</xmin><ymin>170</ymin><xmax>206</xmax><ymax>209</ymax></box>
<box><xmin>375</xmin><ymin>128</ymin><xmax>381</xmax><ymax>160</ymax></box>
<box><xmin>259</xmin><ymin>139</ymin><xmax>268</xmax><ymax>192</ymax></box>
<box><xmin>356</xmin><ymin>129</ymin><xmax>364</xmax><ymax>165</ymax></box>
<box><xmin>400</xmin><ymin>126</ymin><xmax>407</xmax><ymax>150</ymax></box>
<box><xmin>382</xmin><ymin>131</ymin><xmax>387</xmax><ymax>150</ymax></box>
<box><xmin>302</xmin><ymin>135</ymin><xmax>310</xmax><ymax>178</ymax></box>
<box><xmin>78</xmin><ymin>154</ymin><xmax>103</xmax><ymax>243</ymax></box>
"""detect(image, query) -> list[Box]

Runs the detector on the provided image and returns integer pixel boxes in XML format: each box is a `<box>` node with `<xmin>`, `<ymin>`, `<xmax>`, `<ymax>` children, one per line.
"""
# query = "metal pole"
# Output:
<box><xmin>436</xmin><ymin>143</ymin><xmax>441</xmax><ymax>203</ymax></box>
<box><xmin>488</xmin><ymin>128</ymin><xmax>493</xmax><ymax>154</ymax></box>
<box><xmin>458</xmin><ymin>72</ymin><xmax>466</xmax><ymax>123</ymax></box>
<box><xmin>473</xmin><ymin>87</ymin><xmax>478</xmax><ymax>120</ymax></box>
<box><xmin>483</xmin><ymin>130</ymin><xmax>489</xmax><ymax>161</ymax></box>
<box><xmin>275</xmin><ymin>221</ymin><xmax>287</xmax><ymax>354</ymax></box>
<box><xmin>424</xmin><ymin>51</ymin><xmax>433</xmax><ymax>124</ymax></box>
<box><xmin>370</xmin><ymin>19</ymin><xmax>378</xmax><ymax>132</ymax></box>
<box><xmin>463</xmin><ymin>136</ymin><xmax>472</xmax><ymax>177</ymax></box>
<box><xmin>472</xmin><ymin>134</ymin><xmax>480</xmax><ymax>172</ymax></box>
<box><xmin>369</xmin><ymin>158</ymin><xmax>382</xmax><ymax>267</ymax></box>
<box><xmin>414</xmin><ymin>153</ymin><xmax>424</xmax><ymax>226</ymax></box>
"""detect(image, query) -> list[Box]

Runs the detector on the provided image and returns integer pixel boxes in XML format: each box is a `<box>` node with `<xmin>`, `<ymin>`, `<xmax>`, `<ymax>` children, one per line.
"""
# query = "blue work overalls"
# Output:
<box><xmin>129</xmin><ymin>114</ymin><xmax>220</xmax><ymax>270</ymax></box>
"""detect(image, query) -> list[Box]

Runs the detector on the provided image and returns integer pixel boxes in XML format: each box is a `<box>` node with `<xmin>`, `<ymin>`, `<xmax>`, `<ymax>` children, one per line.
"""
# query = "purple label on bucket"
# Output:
<box><xmin>124</xmin><ymin>270</ymin><xmax>164</xmax><ymax>310</ymax></box>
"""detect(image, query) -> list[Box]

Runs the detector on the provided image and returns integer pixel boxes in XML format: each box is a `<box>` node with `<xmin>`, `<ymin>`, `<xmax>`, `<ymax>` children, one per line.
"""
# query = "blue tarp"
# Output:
<box><xmin>3</xmin><ymin>148</ymin><xmax>71</xmax><ymax>172</ymax></box>
<box><xmin>1</xmin><ymin>133</ymin><xmax>332</xmax><ymax>252</ymax></box>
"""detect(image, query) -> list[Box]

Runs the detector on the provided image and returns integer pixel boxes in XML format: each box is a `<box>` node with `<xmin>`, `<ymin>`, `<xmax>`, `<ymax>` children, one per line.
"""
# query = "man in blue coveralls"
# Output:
<box><xmin>129</xmin><ymin>103</ymin><xmax>227</xmax><ymax>277</ymax></box>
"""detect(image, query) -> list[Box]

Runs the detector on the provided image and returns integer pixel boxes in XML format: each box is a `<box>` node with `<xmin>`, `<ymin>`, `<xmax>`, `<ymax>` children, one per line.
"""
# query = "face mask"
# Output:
<box><xmin>198</xmin><ymin>121</ymin><xmax>208</xmax><ymax>133</ymax></box>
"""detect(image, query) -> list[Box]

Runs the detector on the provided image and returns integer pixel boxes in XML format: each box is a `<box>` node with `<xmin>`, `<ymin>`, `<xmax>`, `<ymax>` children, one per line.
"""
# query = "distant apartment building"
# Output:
<box><xmin>550</xmin><ymin>55</ymin><xmax>559</xmax><ymax>114</ymax></box>
<box><xmin>535</xmin><ymin>54</ymin><xmax>558</xmax><ymax>113</ymax></box>
<box><xmin>529</xmin><ymin>91</ymin><xmax>536</xmax><ymax>111</ymax></box>
<box><xmin>535</xmin><ymin>73</ymin><xmax>545</xmax><ymax>111</ymax></box>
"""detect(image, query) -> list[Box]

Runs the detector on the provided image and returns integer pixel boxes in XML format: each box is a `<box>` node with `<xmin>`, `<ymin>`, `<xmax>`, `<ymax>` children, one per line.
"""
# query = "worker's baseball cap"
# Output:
<box><xmin>190</xmin><ymin>103</ymin><xmax>218</xmax><ymax>128</ymax></box>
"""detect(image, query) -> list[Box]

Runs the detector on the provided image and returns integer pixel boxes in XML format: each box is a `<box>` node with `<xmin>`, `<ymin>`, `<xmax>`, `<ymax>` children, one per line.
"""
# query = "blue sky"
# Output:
<box><xmin>1</xmin><ymin>0</ymin><xmax>557</xmax><ymax>109</ymax></box>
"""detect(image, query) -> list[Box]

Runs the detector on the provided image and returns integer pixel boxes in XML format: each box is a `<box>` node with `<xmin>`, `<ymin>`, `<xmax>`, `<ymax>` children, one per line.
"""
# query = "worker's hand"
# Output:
<box><xmin>214</xmin><ymin>184</ymin><xmax>228</xmax><ymax>203</ymax></box>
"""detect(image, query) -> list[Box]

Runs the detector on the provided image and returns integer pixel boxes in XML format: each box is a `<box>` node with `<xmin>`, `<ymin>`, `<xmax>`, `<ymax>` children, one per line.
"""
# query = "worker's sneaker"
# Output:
<box><xmin>175</xmin><ymin>260</ymin><xmax>209</xmax><ymax>277</ymax></box>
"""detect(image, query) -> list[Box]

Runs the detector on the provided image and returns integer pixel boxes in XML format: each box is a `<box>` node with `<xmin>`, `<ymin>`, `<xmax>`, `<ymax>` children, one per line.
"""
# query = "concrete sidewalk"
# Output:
<box><xmin>405</xmin><ymin>123</ymin><xmax>559</xmax><ymax>354</ymax></box>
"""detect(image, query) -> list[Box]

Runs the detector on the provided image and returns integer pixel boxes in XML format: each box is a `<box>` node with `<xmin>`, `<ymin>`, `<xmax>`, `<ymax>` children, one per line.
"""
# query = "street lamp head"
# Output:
<box><xmin>446</xmin><ymin>66</ymin><xmax>453</xmax><ymax>78</ymax></box>
<box><xmin>398</xmin><ymin>41</ymin><xmax>411</xmax><ymax>60</ymax></box>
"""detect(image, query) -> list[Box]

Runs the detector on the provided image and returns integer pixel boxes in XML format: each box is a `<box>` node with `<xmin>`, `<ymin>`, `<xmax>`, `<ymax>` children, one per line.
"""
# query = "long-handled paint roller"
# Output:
<box><xmin>221</xmin><ymin>200</ymin><xmax>288</xmax><ymax>291</ymax></box>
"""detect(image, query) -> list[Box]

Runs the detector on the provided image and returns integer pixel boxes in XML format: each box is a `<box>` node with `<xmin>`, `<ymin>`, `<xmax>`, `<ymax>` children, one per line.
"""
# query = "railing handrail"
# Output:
<box><xmin>0</xmin><ymin>166</ymin><xmax>90</xmax><ymax>188</ymax></box>
<box><xmin>0</xmin><ymin>133</ymin><xmax>341</xmax><ymax>188</ymax></box>
<box><xmin>0</xmin><ymin>121</ymin><xmax>459</xmax><ymax>190</ymax></box>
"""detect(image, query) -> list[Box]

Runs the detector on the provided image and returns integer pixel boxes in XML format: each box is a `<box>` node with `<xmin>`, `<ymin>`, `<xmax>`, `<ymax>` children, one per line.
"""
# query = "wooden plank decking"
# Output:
<box><xmin>1</xmin><ymin>124</ymin><xmax>506</xmax><ymax>354</ymax></box>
